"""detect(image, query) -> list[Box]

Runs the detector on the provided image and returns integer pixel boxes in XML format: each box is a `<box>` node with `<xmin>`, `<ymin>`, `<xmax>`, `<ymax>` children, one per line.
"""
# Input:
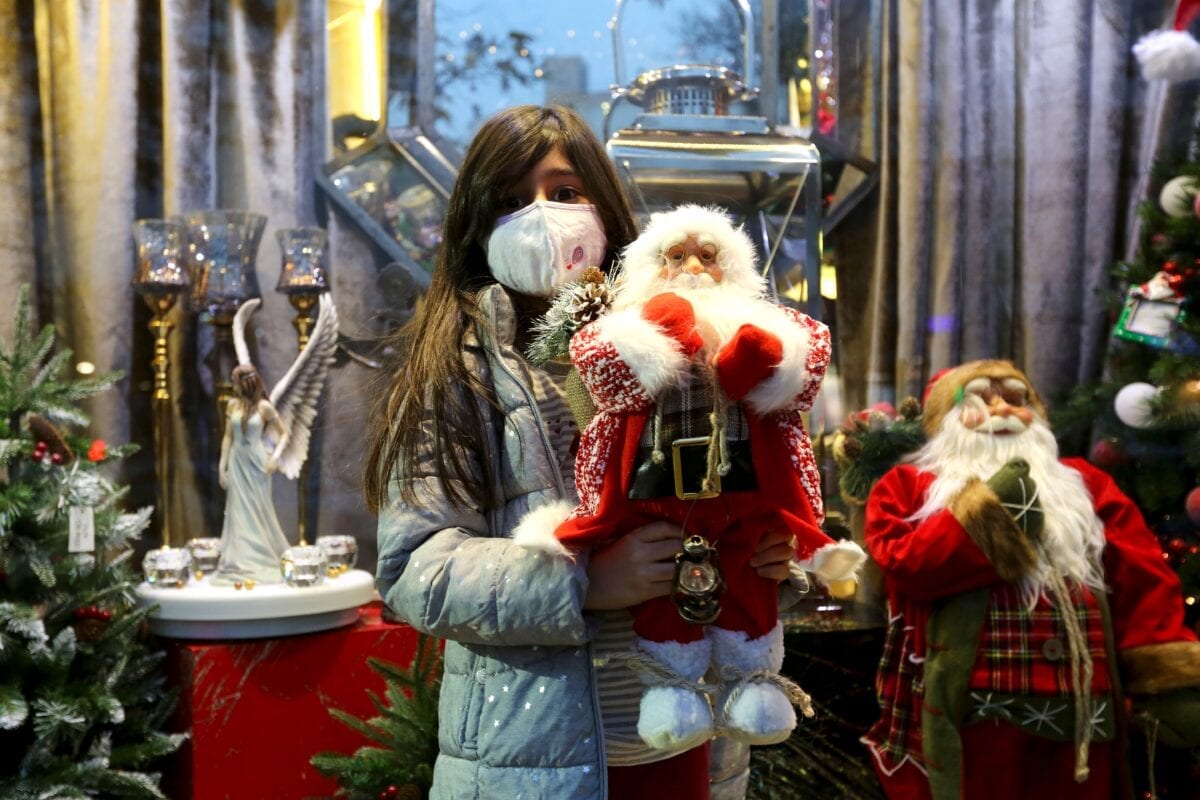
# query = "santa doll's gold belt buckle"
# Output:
<box><xmin>671</xmin><ymin>437</ymin><xmax>721</xmax><ymax>500</ymax></box>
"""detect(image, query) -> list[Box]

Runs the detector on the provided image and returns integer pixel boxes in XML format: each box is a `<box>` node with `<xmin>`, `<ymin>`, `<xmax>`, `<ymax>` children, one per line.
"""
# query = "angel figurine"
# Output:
<box><xmin>210</xmin><ymin>293</ymin><xmax>338</xmax><ymax>586</ymax></box>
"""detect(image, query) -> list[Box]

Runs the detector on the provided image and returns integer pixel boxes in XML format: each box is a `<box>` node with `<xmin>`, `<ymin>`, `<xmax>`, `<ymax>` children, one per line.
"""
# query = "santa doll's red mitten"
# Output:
<box><xmin>643</xmin><ymin>292</ymin><xmax>704</xmax><ymax>358</ymax></box>
<box><xmin>715</xmin><ymin>324</ymin><xmax>784</xmax><ymax>402</ymax></box>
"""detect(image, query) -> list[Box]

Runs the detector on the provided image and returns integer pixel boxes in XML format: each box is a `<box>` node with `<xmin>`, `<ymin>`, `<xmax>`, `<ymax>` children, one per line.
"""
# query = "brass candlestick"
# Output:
<box><xmin>276</xmin><ymin>227</ymin><xmax>331</xmax><ymax>547</ymax></box>
<box><xmin>133</xmin><ymin>219</ymin><xmax>189</xmax><ymax>548</ymax></box>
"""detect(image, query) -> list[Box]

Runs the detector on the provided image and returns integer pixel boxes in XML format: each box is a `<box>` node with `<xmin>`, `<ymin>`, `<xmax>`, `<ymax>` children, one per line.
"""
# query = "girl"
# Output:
<box><xmin>365</xmin><ymin>105</ymin><xmax>796</xmax><ymax>800</ymax></box>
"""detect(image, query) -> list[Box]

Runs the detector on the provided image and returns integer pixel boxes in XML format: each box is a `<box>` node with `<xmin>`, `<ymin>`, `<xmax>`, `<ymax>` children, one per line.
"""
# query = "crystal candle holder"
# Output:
<box><xmin>275</xmin><ymin>227</ymin><xmax>330</xmax><ymax>294</ymax></box>
<box><xmin>182</xmin><ymin>210</ymin><xmax>267</xmax><ymax>319</ymax></box>
<box><xmin>187</xmin><ymin>537</ymin><xmax>222</xmax><ymax>576</ymax></box>
<box><xmin>316</xmin><ymin>535</ymin><xmax>358</xmax><ymax>577</ymax></box>
<box><xmin>143</xmin><ymin>547</ymin><xmax>193</xmax><ymax>588</ymax></box>
<box><xmin>280</xmin><ymin>545</ymin><xmax>328</xmax><ymax>588</ymax></box>
<box><xmin>132</xmin><ymin>219</ymin><xmax>190</xmax><ymax>304</ymax></box>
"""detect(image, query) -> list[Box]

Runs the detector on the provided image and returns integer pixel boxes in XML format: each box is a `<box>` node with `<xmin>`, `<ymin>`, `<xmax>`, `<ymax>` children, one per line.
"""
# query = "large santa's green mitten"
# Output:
<box><xmin>986</xmin><ymin>458</ymin><xmax>1044</xmax><ymax>542</ymax></box>
<box><xmin>1135</xmin><ymin>688</ymin><xmax>1200</xmax><ymax>748</ymax></box>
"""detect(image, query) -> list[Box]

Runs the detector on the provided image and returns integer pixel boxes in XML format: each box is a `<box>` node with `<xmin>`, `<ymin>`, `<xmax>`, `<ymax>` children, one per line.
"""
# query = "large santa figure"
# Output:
<box><xmin>516</xmin><ymin>204</ymin><xmax>865</xmax><ymax>751</ymax></box>
<box><xmin>862</xmin><ymin>359</ymin><xmax>1200</xmax><ymax>800</ymax></box>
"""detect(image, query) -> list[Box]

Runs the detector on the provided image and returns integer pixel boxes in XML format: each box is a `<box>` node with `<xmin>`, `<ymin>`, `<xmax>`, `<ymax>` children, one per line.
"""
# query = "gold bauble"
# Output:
<box><xmin>827</xmin><ymin>578</ymin><xmax>858</xmax><ymax>600</ymax></box>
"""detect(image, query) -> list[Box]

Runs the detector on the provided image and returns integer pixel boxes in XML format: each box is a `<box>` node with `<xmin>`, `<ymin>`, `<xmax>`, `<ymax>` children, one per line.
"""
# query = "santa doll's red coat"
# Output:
<box><xmin>553</xmin><ymin>295</ymin><xmax>833</xmax><ymax>564</ymax></box>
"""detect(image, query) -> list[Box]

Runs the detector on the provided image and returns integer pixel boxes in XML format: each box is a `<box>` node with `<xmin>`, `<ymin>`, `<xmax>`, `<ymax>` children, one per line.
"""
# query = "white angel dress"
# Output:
<box><xmin>210</xmin><ymin>293</ymin><xmax>338</xmax><ymax>586</ymax></box>
<box><xmin>211</xmin><ymin>405</ymin><xmax>291</xmax><ymax>585</ymax></box>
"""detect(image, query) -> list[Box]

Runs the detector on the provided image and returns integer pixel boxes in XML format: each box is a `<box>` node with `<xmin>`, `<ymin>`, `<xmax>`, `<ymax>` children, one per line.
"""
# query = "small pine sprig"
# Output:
<box><xmin>0</xmin><ymin>286</ymin><xmax>121</xmax><ymax>434</ymax></box>
<box><xmin>311</xmin><ymin>634</ymin><xmax>442</xmax><ymax>799</ymax></box>
<box><xmin>526</xmin><ymin>267</ymin><xmax>615</xmax><ymax>366</ymax></box>
<box><xmin>834</xmin><ymin>397</ymin><xmax>926</xmax><ymax>504</ymax></box>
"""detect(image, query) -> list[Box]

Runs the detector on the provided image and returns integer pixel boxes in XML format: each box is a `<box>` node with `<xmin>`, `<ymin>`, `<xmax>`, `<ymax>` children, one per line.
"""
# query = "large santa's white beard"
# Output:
<box><xmin>907</xmin><ymin>405</ymin><xmax>1106</xmax><ymax>603</ymax></box>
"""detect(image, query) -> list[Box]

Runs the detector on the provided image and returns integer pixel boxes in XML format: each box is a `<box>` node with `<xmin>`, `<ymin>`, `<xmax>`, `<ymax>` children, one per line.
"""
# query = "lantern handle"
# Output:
<box><xmin>610</xmin><ymin>0</ymin><xmax>756</xmax><ymax>96</ymax></box>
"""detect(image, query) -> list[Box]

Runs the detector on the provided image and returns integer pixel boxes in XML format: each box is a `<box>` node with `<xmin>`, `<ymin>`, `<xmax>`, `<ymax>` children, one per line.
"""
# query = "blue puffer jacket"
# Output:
<box><xmin>376</xmin><ymin>285</ymin><xmax>608</xmax><ymax>799</ymax></box>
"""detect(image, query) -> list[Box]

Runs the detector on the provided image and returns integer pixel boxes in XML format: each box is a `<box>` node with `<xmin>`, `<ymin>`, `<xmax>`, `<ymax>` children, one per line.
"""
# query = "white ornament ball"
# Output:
<box><xmin>1113</xmin><ymin>382</ymin><xmax>1160</xmax><ymax>429</ymax></box>
<box><xmin>1160</xmin><ymin>175</ymin><xmax>1199</xmax><ymax>218</ymax></box>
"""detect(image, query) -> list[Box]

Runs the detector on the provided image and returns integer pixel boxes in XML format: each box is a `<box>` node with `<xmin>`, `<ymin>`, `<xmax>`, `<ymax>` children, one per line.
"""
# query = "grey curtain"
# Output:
<box><xmin>0</xmin><ymin>0</ymin><xmax>384</xmax><ymax>566</ymax></box>
<box><xmin>834</xmin><ymin>0</ymin><xmax>1175</xmax><ymax>412</ymax></box>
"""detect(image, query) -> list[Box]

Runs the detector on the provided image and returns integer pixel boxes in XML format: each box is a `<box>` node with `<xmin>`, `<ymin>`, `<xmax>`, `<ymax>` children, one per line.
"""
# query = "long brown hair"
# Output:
<box><xmin>231</xmin><ymin>364</ymin><xmax>269</xmax><ymax>437</ymax></box>
<box><xmin>364</xmin><ymin>105</ymin><xmax>637</xmax><ymax>513</ymax></box>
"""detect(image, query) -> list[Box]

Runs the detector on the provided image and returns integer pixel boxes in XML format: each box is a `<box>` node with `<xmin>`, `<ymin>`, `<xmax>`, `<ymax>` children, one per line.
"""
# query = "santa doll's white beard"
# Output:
<box><xmin>615</xmin><ymin>275</ymin><xmax>774</xmax><ymax>351</ymax></box>
<box><xmin>907</xmin><ymin>406</ymin><xmax>1106</xmax><ymax>605</ymax></box>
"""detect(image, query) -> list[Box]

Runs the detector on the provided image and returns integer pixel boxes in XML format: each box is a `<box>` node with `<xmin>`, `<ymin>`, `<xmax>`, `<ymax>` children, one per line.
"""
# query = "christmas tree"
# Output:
<box><xmin>0</xmin><ymin>287</ymin><xmax>184</xmax><ymax>798</ymax></box>
<box><xmin>1055</xmin><ymin>138</ymin><xmax>1200</xmax><ymax>626</ymax></box>
<box><xmin>310</xmin><ymin>633</ymin><xmax>441</xmax><ymax>800</ymax></box>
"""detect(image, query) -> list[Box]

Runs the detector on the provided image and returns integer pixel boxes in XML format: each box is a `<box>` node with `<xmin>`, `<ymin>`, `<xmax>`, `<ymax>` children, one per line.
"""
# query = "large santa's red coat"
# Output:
<box><xmin>863</xmin><ymin>459</ymin><xmax>1200</xmax><ymax>799</ymax></box>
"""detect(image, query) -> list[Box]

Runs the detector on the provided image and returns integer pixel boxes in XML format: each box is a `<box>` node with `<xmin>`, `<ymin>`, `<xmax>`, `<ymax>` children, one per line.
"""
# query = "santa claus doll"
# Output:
<box><xmin>515</xmin><ymin>204</ymin><xmax>865</xmax><ymax>751</ymax></box>
<box><xmin>862</xmin><ymin>359</ymin><xmax>1200</xmax><ymax>800</ymax></box>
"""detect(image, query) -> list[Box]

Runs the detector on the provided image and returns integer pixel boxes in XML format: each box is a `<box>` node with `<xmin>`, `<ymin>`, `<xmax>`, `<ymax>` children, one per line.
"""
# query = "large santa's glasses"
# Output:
<box><xmin>962</xmin><ymin>377</ymin><xmax>1030</xmax><ymax>408</ymax></box>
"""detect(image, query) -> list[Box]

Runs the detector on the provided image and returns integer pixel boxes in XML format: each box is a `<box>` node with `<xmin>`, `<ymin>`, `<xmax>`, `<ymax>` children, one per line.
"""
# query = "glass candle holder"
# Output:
<box><xmin>275</xmin><ymin>227</ymin><xmax>330</xmax><ymax>294</ymax></box>
<box><xmin>143</xmin><ymin>547</ymin><xmax>193</xmax><ymax>588</ymax></box>
<box><xmin>280</xmin><ymin>545</ymin><xmax>328</xmax><ymax>588</ymax></box>
<box><xmin>316</xmin><ymin>535</ymin><xmax>358</xmax><ymax>577</ymax></box>
<box><xmin>132</xmin><ymin>219</ymin><xmax>190</xmax><ymax>303</ymax></box>
<box><xmin>187</xmin><ymin>537</ymin><xmax>222</xmax><ymax>576</ymax></box>
<box><xmin>182</xmin><ymin>210</ymin><xmax>267</xmax><ymax>319</ymax></box>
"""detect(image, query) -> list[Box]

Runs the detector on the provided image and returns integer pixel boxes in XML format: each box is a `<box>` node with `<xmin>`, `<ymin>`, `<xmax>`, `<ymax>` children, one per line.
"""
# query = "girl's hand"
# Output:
<box><xmin>584</xmin><ymin>521</ymin><xmax>681</xmax><ymax>610</ymax></box>
<box><xmin>750</xmin><ymin>528</ymin><xmax>797</xmax><ymax>582</ymax></box>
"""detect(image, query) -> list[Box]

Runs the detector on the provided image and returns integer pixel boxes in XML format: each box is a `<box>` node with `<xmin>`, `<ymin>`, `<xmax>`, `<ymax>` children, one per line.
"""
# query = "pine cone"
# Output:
<box><xmin>27</xmin><ymin>413</ymin><xmax>74</xmax><ymax>465</ymax></box>
<box><xmin>899</xmin><ymin>396</ymin><xmax>922</xmax><ymax>420</ymax></box>
<box><xmin>566</xmin><ymin>277</ymin><xmax>613</xmax><ymax>327</ymax></box>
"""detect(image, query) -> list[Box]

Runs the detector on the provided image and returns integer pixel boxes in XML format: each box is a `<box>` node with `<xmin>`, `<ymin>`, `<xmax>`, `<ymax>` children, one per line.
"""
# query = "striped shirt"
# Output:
<box><xmin>529</xmin><ymin>360</ymin><xmax>669</xmax><ymax>767</ymax></box>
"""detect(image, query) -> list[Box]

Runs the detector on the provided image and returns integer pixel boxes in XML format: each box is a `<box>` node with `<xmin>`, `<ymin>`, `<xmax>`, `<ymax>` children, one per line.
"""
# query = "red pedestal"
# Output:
<box><xmin>162</xmin><ymin>602</ymin><xmax>419</xmax><ymax>800</ymax></box>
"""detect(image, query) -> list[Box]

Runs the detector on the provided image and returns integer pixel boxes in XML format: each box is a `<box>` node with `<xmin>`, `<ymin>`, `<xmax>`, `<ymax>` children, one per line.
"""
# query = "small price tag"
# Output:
<box><xmin>69</xmin><ymin>506</ymin><xmax>95</xmax><ymax>553</ymax></box>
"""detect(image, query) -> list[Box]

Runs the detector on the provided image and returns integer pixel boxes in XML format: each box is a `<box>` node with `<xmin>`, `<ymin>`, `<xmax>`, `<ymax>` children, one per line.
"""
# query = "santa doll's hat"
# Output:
<box><xmin>618</xmin><ymin>204</ymin><xmax>765</xmax><ymax>300</ymax></box>
<box><xmin>921</xmin><ymin>359</ymin><xmax>1046</xmax><ymax>436</ymax></box>
<box><xmin>1133</xmin><ymin>0</ymin><xmax>1200</xmax><ymax>82</ymax></box>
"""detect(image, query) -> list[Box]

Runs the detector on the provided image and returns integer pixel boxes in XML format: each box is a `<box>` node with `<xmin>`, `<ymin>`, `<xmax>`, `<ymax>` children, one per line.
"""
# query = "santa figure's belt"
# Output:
<box><xmin>628</xmin><ymin>437</ymin><xmax>757</xmax><ymax>500</ymax></box>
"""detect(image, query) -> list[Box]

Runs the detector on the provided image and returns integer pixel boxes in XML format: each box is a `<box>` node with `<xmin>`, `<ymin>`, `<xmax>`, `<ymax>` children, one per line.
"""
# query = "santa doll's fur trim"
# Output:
<box><xmin>740</xmin><ymin>314</ymin><xmax>815</xmax><ymax>415</ymax></box>
<box><xmin>639</xmin><ymin>636</ymin><xmax>713</xmax><ymax>681</ymax></box>
<box><xmin>592</xmin><ymin>308</ymin><xmax>691</xmax><ymax>396</ymax></box>
<box><xmin>1133</xmin><ymin>29</ymin><xmax>1200</xmax><ymax>82</ymax></box>
<box><xmin>1121</xmin><ymin>640</ymin><xmax>1200</xmax><ymax>694</ymax></box>
<box><xmin>511</xmin><ymin>499</ymin><xmax>575</xmax><ymax>557</ymax></box>
<box><xmin>617</xmin><ymin>204</ymin><xmax>766</xmax><ymax>304</ymax></box>
<box><xmin>708</xmin><ymin>622</ymin><xmax>786</xmax><ymax>674</ymax></box>
<box><xmin>922</xmin><ymin>359</ymin><xmax>1046</xmax><ymax>437</ymax></box>
<box><xmin>800</xmin><ymin>540</ymin><xmax>868</xmax><ymax>584</ymax></box>
<box><xmin>947</xmin><ymin>478</ymin><xmax>1038</xmax><ymax>583</ymax></box>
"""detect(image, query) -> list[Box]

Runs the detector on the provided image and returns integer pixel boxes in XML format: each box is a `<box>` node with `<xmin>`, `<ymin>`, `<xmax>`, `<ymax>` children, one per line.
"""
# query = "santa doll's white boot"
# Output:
<box><xmin>709</xmin><ymin>623</ymin><xmax>796</xmax><ymax>745</ymax></box>
<box><xmin>636</xmin><ymin>638</ymin><xmax>715</xmax><ymax>751</ymax></box>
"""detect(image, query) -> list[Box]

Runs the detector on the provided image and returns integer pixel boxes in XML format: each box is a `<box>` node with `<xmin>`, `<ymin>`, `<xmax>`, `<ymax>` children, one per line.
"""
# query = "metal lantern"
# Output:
<box><xmin>671</xmin><ymin>534</ymin><xmax>726</xmax><ymax>624</ymax></box>
<box><xmin>606</xmin><ymin>0</ymin><xmax>823</xmax><ymax>320</ymax></box>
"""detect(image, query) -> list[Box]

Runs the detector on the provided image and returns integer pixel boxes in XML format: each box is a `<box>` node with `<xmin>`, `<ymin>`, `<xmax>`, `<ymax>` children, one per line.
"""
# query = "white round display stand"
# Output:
<box><xmin>135</xmin><ymin>569</ymin><xmax>377</xmax><ymax>640</ymax></box>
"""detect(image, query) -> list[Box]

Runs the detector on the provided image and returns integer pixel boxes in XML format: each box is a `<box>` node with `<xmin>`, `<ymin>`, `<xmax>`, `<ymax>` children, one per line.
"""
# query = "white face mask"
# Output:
<box><xmin>485</xmin><ymin>200</ymin><xmax>607</xmax><ymax>297</ymax></box>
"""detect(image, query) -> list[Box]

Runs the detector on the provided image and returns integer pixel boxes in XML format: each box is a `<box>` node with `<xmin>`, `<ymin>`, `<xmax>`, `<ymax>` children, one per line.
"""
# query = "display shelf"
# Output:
<box><xmin>135</xmin><ymin>569</ymin><xmax>376</xmax><ymax>639</ymax></box>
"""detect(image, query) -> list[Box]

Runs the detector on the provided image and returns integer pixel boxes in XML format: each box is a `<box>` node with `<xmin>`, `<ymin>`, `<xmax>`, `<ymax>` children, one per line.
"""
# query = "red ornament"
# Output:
<box><xmin>1164</xmin><ymin>259</ymin><xmax>1179</xmax><ymax>274</ymax></box>
<box><xmin>87</xmin><ymin>439</ymin><xmax>107</xmax><ymax>462</ymax></box>
<box><xmin>1186</xmin><ymin>486</ymin><xmax>1200</xmax><ymax>526</ymax></box>
<box><xmin>1167</xmin><ymin>273</ymin><xmax>1186</xmax><ymax>291</ymax></box>
<box><xmin>50</xmin><ymin>452</ymin><xmax>63</xmax><ymax>465</ymax></box>
<box><xmin>1089</xmin><ymin>438</ymin><xmax>1125</xmax><ymax>470</ymax></box>
<box><xmin>1168</xmin><ymin>537</ymin><xmax>1188</xmax><ymax>554</ymax></box>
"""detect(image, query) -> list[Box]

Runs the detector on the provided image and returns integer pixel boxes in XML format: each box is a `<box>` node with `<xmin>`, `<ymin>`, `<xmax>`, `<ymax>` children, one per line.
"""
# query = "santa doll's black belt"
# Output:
<box><xmin>627</xmin><ymin>439</ymin><xmax>757</xmax><ymax>500</ymax></box>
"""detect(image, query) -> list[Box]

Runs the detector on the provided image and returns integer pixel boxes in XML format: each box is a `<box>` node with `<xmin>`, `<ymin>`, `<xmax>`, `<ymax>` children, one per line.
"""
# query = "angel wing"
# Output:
<box><xmin>232</xmin><ymin>298</ymin><xmax>262</xmax><ymax>367</ymax></box>
<box><xmin>268</xmin><ymin>293</ymin><xmax>339</xmax><ymax>479</ymax></box>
